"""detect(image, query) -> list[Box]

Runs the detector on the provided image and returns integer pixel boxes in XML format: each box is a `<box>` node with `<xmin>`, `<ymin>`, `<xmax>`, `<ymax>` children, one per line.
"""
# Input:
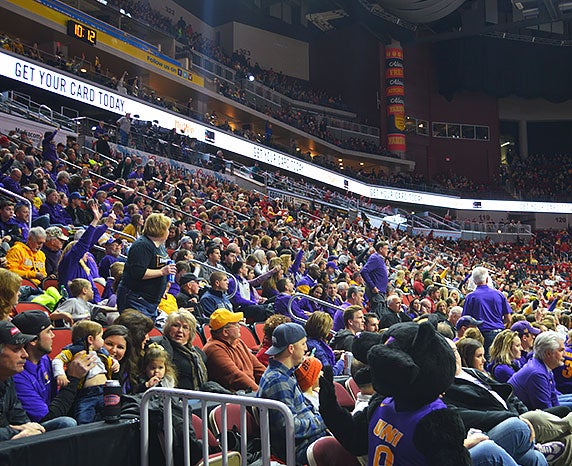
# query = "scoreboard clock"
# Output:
<box><xmin>67</xmin><ymin>20</ymin><xmax>97</xmax><ymax>46</ymax></box>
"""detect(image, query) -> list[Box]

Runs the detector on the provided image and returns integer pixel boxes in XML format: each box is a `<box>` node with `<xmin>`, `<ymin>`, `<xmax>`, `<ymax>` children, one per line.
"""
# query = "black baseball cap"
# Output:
<box><xmin>0</xmin><ymin>321</ymin><xmax>37</xmax><ymax>345</ymax></box>
<box><xmin>13</xmin><ymin>310</ymin><xmax>52</xmax><ymax>336</ymax></box>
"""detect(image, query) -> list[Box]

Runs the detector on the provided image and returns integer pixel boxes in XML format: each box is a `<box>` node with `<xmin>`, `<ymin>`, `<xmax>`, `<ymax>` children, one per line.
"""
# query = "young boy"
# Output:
<box><xmin>57</xmin><ymin>278</ymin><xmax>116</xmax><ymax>322</ymax></box>
<box><xmin>295</xmin><ymin>356</ymin><xmax>322</xmax><ymax>410</ymax></box>
<box><xmin>52</xmin><ymin>320</ymin><xmax>117</xmax><ymax>424</ymax></box>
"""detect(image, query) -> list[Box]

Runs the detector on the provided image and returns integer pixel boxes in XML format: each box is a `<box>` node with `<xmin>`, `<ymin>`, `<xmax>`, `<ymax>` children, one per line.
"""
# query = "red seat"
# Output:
<box><xmin>402</xmin><ymin>294</ymin><xmax>414</xmax><ymax>306</ymax></box>
<box><xmin>20</xmin><ymin>278</ymin><xmax>39</xmax><ymax>290</ymax></box>
<box><xmin>192</xmin><ymin>332</ymin><xmax>204</xmax><ymax>349</ymax></box>
<box><xmin>94</xmin><ymin>281</ymin><xmax>105</xmax><ymax>296</ymax></box>
<box><xmin>306</xmin><ymin>436</ymin><xmax>361</xmax><ymax>466</ymax></box>
<box><xmin>334</xmin><ymin>382</ymin><xmax>355</xmax><ymax>410</ymax></box>
<box><xmin>239</xmin><ymin>325</ymin><xmax>259</xmax><ymax>350</ymax></box>
<box><xmin>253</xmin><ymin>323</ymin><xmax>265</xmax><ymax>344</ymax></box>
<box><xmin>192</xmin><ymin>413</ymin><xmax>219</xmax><ymax>450</ymax></box>
<box><xmin>14</xmin><ymin>302</ymin><xmax>51</xmax><ymax>314</ymax></box>
<box><xmin>208</xmin><ymin>404</ymin><xmax>259</xmax><ymax>438</ymax></box>
<box><xmin>202</xmin><ymin>324</ymin><xmax>212</xmax><ymax>341</ymax></box>
<box><xmin>42</xmin><ymin>278</ymin><xmax>59</xmax><ymax>291</ymax></box>
<box><xmin>345</xmin><ymin>377</ymin><xmax>360</xmax><ymax>401</ymax></box>
<box><xmin>51</xmin><ymin>329</ymin><xmax>72</xmax><ymax>356</ymax></box>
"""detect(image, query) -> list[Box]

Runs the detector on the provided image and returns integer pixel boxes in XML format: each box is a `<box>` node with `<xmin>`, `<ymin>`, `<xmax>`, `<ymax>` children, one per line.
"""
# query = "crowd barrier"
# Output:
<box><xmin>140</xmin><ymin>387</ymin><xmax>296</xmax><ymax>466</ymax></box>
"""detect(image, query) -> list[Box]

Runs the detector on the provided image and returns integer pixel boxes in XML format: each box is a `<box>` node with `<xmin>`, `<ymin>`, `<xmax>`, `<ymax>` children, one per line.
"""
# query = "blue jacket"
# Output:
<box><xmin>199</xmin><ymin>289</ymin><xmax>232</xmax><ymax>317</ymax></box>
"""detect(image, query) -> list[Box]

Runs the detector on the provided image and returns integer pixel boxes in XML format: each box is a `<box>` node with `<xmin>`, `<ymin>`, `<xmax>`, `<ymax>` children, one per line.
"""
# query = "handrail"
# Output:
<box><xmin>57</xmin><ymin>158</ymin><xmax>239</xmax><ymax>240</ymax></box>
<box><xmin>38</xmin><ymin>104</ymin><xmax>53</xmax><ymax>125</ymax></box>
<box><xmin>287</xmin><ymin>292</ymin><xmax>345</xmax><ymax>325</ymax></box>
<box><xmin>91</xmin><ymin>244</ymin><xmax>127</xmax><ymax>260</ymax></box>
<box><xmin>204</xmin><ymin>197</ymin><xmax>249</xmax><ymax>220</ymax></box>
<box><xmin>108</xmin><ymin>227</ymin><xmax>136</xmax><ymax>242</ymax></box>
<box><xmin>188</xmin><ymin>258</ymin><xmax>237</xmax><ymax>299</ymax></box>
<box><xmin>80</xmin><ymin>137</ymin><xmax>119</xmax><ymax>166</ymax></box>
<box><xmin>0</xmin><ymin>186</ymin><xmax>32</xmax><ymax>231</ymax></box>
<box><xmin>140</xmin><ymin>387</ymin><xmax>296</xmax><ymax>466</ymax></box>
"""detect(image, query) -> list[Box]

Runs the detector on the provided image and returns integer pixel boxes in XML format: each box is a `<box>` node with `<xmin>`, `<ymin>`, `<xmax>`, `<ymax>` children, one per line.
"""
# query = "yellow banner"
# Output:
<box><xmin>8</xmin><ymin>0</ymin><xmax>204</xmax><ymax>87</ymax></box>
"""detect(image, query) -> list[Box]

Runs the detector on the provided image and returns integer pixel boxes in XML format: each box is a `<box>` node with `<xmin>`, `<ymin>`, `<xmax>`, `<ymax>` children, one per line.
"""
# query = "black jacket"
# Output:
<box><xmin>0</xmin><ymin>378</ymin><xmax>30</xmax><ymax>440</ymax></box>
<box><xmin>442</xmin><ymin>368</ymin><xmax>528</xmax><ymax>432</ymax></box>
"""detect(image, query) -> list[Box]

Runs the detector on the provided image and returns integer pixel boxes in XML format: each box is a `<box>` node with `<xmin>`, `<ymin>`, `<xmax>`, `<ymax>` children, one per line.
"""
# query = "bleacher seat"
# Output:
<box><xmin>345</xmin><ymin>377</ymin><xmax>360</xmax><ymax>401</ymax></box>
<box><xmin>253</xmin><ymin>323</ymin><xmax>265</xmax><ymax>345</ymax></box>
<box><xmin>14</xmin><ymin>302</ymin><xmax>51</xmax><ymax>314</ymax></box>
<box><xmin>239</xmin><ymin>325</ymin><xmax>259</xmax><ymax>350</ymax></box>
<box><xmin>42</xmin><ymin>278</ymin><xmax>59</xmax><ymax>290</ymax></box>
<box><xmin>52</xmin><ymin>328</ymin><xmax>72</xmax><ymax>356</ymax></box>
<box><xmin>202</xmin><ymin>324</ymin><xmax>212</xmax><ymax>341</ymax></box>
<box><xmin>20</xmin><ymin>278</ymin><xmax>39</xmax><ymax>289</ymax></box>
<box><xmin>208</xmin><ymin>404</ymin><xmax>259</xmax><ymax>438</ymax></box>
<box><xmin>334</xmin><ymin>382</ymin><xmax>355</xmax><ymax>410</ymax></box>
<box><xmin>306</xmin><ymin>436</ymin><xmax>361</xmax><ymax>466</ymax></box>
<box><xmin>192</xmin><ymin>413</ymin><xmax>219</xmax><ymax>450</ymax></box>
<box><xmin>192</xmin><ymin>332</ymin><xmax>204</xmax><ymax>349</ymax></box>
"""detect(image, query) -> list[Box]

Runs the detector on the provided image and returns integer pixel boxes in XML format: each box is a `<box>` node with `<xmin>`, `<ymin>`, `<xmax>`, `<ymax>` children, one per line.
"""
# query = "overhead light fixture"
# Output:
<box><xmin>500</xmin><ymin>141</ymin><xmax>510</xmax><ymax>147</ymax></box>
<box><xmin>522</xmin><ymin>7</ymin><xmax>539</xmax><ymax>18</ymax></box>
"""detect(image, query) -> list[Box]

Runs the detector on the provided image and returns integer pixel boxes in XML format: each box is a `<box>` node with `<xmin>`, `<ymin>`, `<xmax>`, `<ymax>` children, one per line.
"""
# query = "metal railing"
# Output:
<box><xmin>188</xmin><ymin>259</ymin><xmax>237</xmax><ymax>299</ymax></box>
<box><xmin>287</xmin><ymin>292</ymin><xmax>344</xmax><ymax>325</ymax></box>
<box><xmin>0</xmin><ymin>186</ymin><xmax>32</xmax><ymax>231</ymax></box>
<box><xmin>140</xmin><ymin>387</ymin><xmax>296</xmax><ymax>466</ymax></box>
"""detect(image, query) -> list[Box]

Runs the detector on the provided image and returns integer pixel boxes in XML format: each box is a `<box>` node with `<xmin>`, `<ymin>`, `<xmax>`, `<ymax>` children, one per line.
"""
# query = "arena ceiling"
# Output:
<box><xmin>178</xmin><ymin>0</ymin><xmax>572</xmax><ymax>45</ymax></box>
<box><xmin>304</xmin><ymin>0</ymin><xmax>572</xmax><ymax>45</ymax></box>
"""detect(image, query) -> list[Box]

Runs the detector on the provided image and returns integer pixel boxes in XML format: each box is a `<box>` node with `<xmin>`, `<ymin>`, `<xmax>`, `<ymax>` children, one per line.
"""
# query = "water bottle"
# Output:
<box><xmin>103</xmin><ymin>379</ymin><xmax>122</xmax><ymax>423</ymax></box>
<box><xmin>60</xmin><ymin>285</ymin><xmax>69</xmax><ymax>300</ymax></box>
<box><xmin>343</xmin><ymin>351</ymin><xmax>354</xmax><ymax>376</ymax></box>
<box><xmin>167</xmin><ymin>259</ymin><xmax>175</xmax><ymax>283</ymax></box>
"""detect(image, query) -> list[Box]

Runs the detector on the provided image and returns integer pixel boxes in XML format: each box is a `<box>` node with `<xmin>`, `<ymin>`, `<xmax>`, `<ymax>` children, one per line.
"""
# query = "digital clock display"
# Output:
<box><xmin>67</xmin><ymin>20</ymin><xmax>97</xmax><ymax>46</ymax></box>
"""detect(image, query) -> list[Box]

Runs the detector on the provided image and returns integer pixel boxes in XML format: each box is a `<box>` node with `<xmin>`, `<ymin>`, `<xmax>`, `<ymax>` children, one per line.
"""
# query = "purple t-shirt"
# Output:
<box><xmin>554</xmin><ymin>345</ymin><xmax>572</xmax><ymax>394</ymax></box>
<box><xmin>368</xmin><ymin>397</ymin><xmax>446</xmax><ymax>466</ymax></box>
<box><xmin>462</xmin><ymin>285</ymin><xmax>511</xmax><ymax>331</ymax></box>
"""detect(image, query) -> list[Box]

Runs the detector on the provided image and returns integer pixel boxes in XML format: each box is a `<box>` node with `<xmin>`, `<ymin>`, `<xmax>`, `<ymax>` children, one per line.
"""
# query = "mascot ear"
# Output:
<box><xmin>368</xmin><ymin>344</ymin><xmax>420</xmax><ymax>396</ymax></box>
<box><xmin>412</xmin><ymin>321</ymin><xmax>439</xmax><ymax>354</ymax></box>
<box><xmin>351</xmin><ymin>332</ymin><xmax>384</xmax><ymax>364</ymax></box>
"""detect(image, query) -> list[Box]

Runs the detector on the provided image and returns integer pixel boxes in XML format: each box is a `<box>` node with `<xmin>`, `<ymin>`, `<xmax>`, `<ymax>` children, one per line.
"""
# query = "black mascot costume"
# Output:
<box><xmin>319</xmin><ymin>322</ymin><xmax>470</xmax><ymax>465</ymax></box>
